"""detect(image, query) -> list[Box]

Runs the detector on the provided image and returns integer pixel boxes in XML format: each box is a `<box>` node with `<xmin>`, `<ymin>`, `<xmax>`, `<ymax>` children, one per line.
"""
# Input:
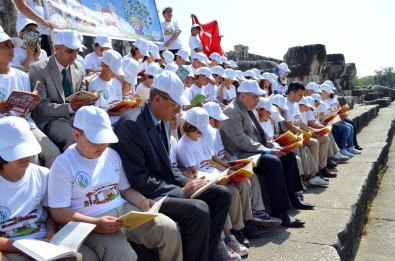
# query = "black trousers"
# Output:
<box><xmin>253</xmin><ymin>152</ymin><xmax>302</xmax><ymax>216</ymax></box>
<box><xmin>160</xmin><ymin>185</ymin><xmax>231</xmax><ymax>261</ymax></box>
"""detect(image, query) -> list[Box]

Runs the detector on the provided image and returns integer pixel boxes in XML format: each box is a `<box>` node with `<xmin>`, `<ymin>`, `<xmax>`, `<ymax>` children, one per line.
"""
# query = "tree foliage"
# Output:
<box><xmin>374</xmin><ymin>67</ymin><xmax>395</xmax><ymax>88</ymax></box>
<box><xmin>121</xmin><ymin>0</ymin><xmax>153</xmax><ymax>29</ymax></box>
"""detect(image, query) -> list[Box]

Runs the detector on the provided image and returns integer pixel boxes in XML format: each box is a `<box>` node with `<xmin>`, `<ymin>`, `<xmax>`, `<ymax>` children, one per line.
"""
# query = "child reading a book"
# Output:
<box><xmin>83</xmin><ymin>35</ymin><xmax>112</xmax><ymax>76</ymax></box>
<box><xmin>135</xmin><ymin>64</ymin><xmax>162</xmax><ymax>100</ymax></box>
<box><xmin>0</xmin><ymin>117</ymin><xmax>82</xmax><ymax>261</ymax></box>
<box><xmin>12</xmin><ymin>18</ymin><xmax>47</xmax><ymax>72</ymax></box>
<box><xmin>48</xmin><ymin>106</ymin><xmax>182</xmax><ymax>261</ymax></box>
<box><xmin>88</xmin><ymin>50</ymin><xmax>134</xmax><ymax>125</ymax></box>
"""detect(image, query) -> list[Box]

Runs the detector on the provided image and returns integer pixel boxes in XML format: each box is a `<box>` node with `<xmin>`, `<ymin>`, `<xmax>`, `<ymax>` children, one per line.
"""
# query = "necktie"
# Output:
<box><xmin>157</xmin><ymin>122</ymin><xmax>168</xmax><ymax>152</ymax></box>
<box><xmin>62</xmin><ymin>68</ymin><xmax>72</xmax><ymax>97</ymax></box>
<box><xmin>248</xmin><ymin>110</ymin><xmax>268</xmax><ymax>146</ymax></box>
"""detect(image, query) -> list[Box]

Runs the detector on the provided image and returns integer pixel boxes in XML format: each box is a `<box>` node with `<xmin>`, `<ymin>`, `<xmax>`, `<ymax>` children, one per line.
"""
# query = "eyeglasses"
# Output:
<box><xmin>245</xmin><ymin>93</ymin><xmax>259</xmax><ymax>100</ymax></box>
<box><xmin>158</xmin><ymin>94</ymin><xmax>179</xmax><ymax>107</ymax></box>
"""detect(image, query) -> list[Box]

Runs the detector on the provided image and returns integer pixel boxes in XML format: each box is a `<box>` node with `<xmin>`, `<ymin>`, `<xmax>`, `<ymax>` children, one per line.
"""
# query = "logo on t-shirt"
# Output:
<box><xmin>0</xmin><ymin>206</ymin><xmax>11</xmax><ymax>223</ymax></box>
<box><xmin>112</xmin><ymin>160</ymin><xmax>121</xmax><ymax>174</ymax></box>
<box><xmin>0</xmin><ymin>88</ymin><xmax>7</xmax><ymax>100</ymax></box>
<box><xmin>75</xmin><ymin>171</ymin><xmax>91</xmax><ymax>188</ymax></box>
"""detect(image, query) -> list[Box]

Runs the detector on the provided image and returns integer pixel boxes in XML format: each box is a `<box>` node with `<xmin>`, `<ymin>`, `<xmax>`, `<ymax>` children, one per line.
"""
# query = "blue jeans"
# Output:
<box><xmin>332</xmin><ymin>123</ymin><xmax>352</xmax><ymax>149</ymax></box>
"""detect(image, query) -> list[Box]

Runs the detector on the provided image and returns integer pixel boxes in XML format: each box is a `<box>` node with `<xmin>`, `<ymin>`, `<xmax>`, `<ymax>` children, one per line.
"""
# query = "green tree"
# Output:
<box><xmin>374</xmin><ymin>67</ymin><xmax>395</xmax><ymax>88</ymax></box>
<box><xmin>353</xmin><ymin>75</ymin><xmax>375</xmax><ymax>87</ymax></box>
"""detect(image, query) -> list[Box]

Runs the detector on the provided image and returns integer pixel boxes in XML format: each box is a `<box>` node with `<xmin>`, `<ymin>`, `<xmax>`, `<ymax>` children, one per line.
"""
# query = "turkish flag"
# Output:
<box><xmin>192</xmin><ymin>14</ymin><xmax>222</xmax><ymax>56</ymax></box>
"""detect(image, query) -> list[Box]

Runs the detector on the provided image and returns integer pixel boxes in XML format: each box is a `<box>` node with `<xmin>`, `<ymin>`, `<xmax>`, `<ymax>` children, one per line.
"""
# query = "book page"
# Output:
<box><xmin>50</xmin><ymin>222</ymin><xmax>96</xmax><ymax>253</ymax></box>
<box><xmin>275</xmin><ymin>130</ymin><xmax>298</xmax><ymax>146</ymax></box>
<box><xmin>65</xmin><ymin>90</ymin><xmax>99</xmax><ymax>102</ymax></box>
<box><xmin>147</xmin><ymin>195</ymin><xmax>168</xmax><ymax>213</ymax></box>
<box><xmin>13</xmin><ymin>239</ymin><xmax>73</xmax><ymax>261</ymax></box>
<box><xmin>228</xmin><ymin>165</ymin><xmax>254</xmax><ymax>185</ymax></box>
<box><xmin>117</xmin><ymin>212</ymin><xmax>157</xmax><ymax>229</ymax></box>
<box><xmin>247</xmin><ymin>154</ymin><xmax>261</xmax><ymax>167</ymax></box>
<box><xmin>191</xmin><ymin>169</ymin><xmax>229</xmax><ymax>199</ymax></box>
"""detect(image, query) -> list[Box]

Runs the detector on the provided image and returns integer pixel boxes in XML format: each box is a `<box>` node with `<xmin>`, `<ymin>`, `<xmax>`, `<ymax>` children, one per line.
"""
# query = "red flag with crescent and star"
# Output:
<box><xmin>191</xmin><ymin>14</ymin><xmax>222</xmax><ymax>56</ymax></box>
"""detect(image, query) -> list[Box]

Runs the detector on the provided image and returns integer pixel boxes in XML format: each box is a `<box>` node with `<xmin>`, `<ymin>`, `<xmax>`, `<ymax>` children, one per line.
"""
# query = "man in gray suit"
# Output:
<box><xmin>220</xmin><ymin>80</ymin><xmax>312</xmax><ymax>227</ymax></box>
<box><xmin>29</xmin><ymin>30</ymin><xmax>93</xmax><ymax>151</ymax></box>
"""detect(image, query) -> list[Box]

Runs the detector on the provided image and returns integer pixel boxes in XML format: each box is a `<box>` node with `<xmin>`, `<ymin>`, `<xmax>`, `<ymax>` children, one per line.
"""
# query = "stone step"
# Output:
<box><xmin>246</xmin><ymin>103</ymin><xmax>395</xmax><ymax>261</ymax></box>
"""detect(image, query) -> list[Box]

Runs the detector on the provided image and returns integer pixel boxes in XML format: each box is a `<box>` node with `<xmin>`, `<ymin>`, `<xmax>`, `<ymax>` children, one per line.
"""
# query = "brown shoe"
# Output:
<box><xmin>320</xmin><ymin>168</ymin><xmax>337</xmax><ymax>178</ymax></box>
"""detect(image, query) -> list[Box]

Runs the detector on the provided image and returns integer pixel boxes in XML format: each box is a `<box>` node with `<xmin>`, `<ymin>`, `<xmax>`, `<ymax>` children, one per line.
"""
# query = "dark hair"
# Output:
<box><xmin>329</xmin><ymin>93</ymin><xmax>335</xmax><ymax>99</ymax></box>
<box><xmin>287</xmin><ymin>81</ymin><xmax>305</xmax><ymax>93</ymax></box>
<box><xmin>149</xmin><ymin>88</ymin><xmax>172</xmax><ymax>102</ymax></box>
<box><xmin>0</xmin><ymin>156</ymin><xmax>8</xmax><ymax>169</ymax></box>
<box><xmin>259</xmin><ymin>79</ymin><xmax>273</xmax><ymax>96</ymax></box>
<box><xmin>182</xmin><ymin>121</ymin><xmax>199</xmax><ymax>133</ymax></box>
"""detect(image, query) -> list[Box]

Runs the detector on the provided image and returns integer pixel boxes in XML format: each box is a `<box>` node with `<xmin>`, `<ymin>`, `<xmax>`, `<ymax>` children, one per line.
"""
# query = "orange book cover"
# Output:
<box><xmin>326</xmin><ymin>115</ymin><xmax>343</xmax><ymax>126</ymax></box>
<box><xmin>227</xmin><ymin>159</ymin><xmax>251</xmax><ymax>167</ymax></box>
<box><xmin>323</xmin><ymin>114</ymin><xmax>337</xmax><ymax>123</ymax></box>
<box><xmin>275</xmin><ymin>130</ymin><xmax>298</xmax><ymax>146</ymax></box>
<box><xmin>299</xmin><ymin>131</ymin><xmax>312</xmax><ymax>145</ymax></box>
<box><xmin>337</xmin><ymin>104</ymin><xmax>350</xmax><ymax>114</ymax></box>
<box><xmin>280</xmin><ymin>140</ymin><xmax>303</xmax><ymax>153</ymax></box>
<box><xmin>338</xmin><ymin>112</ymin><xmax>349</xmax><ymax>120</ymax></box>
<box><xmin>107</xmin><ymin>98</ymin><xmax>144</xmax><ymax>112</ymax></box>
<box><xmin>228</xmin><ymin>168</ymin><xmax>254</xmax><ymax>185</ymax></box>
<box><xmin>315</xmin><ymin>127</ymin><xmax>331</xmax><ymax>137</ymax></box>
<box><xmin>7</xmin><ymin>90</ymin><xmax>38</xmax><ymax>115</ymax></box>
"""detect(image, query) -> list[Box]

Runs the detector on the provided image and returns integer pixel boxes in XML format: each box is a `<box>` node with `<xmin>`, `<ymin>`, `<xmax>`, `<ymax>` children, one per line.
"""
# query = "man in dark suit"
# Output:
<box><xmin>112</xmin><ymin>71</ymin><xmax>231</xmax><ymax>261</ymax></box>
<box><xmin>220</xmin><ymin>80</ymin><xmax>313</xmax><ymax>228</ymax></box>
<box><xmin>29</xmin><ymin>30</ymin><xmax>93</xmax><ymax>152</ymax></box>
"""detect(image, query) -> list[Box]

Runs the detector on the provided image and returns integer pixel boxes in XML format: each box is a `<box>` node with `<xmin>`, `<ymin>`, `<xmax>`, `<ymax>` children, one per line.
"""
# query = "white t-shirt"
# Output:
<box><xmin>189</xmin><ymin>35</ymin><xmax>202</xmax><ymax>59</ymax></box>
<box><xmin>83</xmin><ymin>52</ymin><xmax>102</xmax><ymax>73</ymax></box>
<box><xmin>48</xmin><ymin>145</ymin><xmax>129</xmax><ymax>217</ymax></box>
<box><xmin>176</xmin><ymin>134</ymin><xmax>215</xmax><ymax>172</ymax></box>
<box><xmin>319</xmin><ymin>102</ymin><xmax>331</xmax><ymax>117</ymax></box>
<box><xmin>203</xmin><ymin>83</ymin><xmax>218</xmax><ymax>102</ymax></box>
<box><xmin>0</xmin><ymin>164</ymin><xmax>49</xmax><ymax>240</ymax></box>
<box><xmin>206</xmin><ymin>128</ymin><xmax>226</xmax><ymax>161</ymax></box>
<box><xmin>221</xmin><ymin>85</ymin><xmax>236</xmax><ymax>101</ymax></box>
<box><xmin>187</xmin><ymin>84</ymin><xmax>204</xmax><ymax>101</ymax></box>
<box><xmin>15</xmin><ymin>0</ymin><xmax>49</xmax><ymax>35</ymax></box>
<box><xmin>0</xmin><ymin>68</ymin><xmax>36</xmax><ymax>128</ymax></box>
<box><xmin>259</xmin><ymin>119</ymin><xmax>274</xmax><ymax>140</ymax></box>
<box><xmin>160</xmin><ymin>20</ymin><xmax>183</xmax><ymax>51</ymax></box>
<box><xmin>169</xmin><ymin>136</ymin><xmax>178</xmax><ymax>168</ymax></box>
<box><xmin>12</xmin><ymin>47</ymin><xmax>47</xmax><ymax>67</ymax></box>
<box><xmin>325</xmin><ymin>97</ymin><xmax>340</xmax><ymax>114</ymax></box>
<box><xmin>89</xmin><ymin>77</ymin><xmax>123</xmax><ymax>124</ymax></box>
<box><xmin>135</xmin><ymin>82</ymin><xmax>149</xmax><ymax>96</ymax></box>
<box><xmin>285</xmin><ymin>99</ymin><xmax>302</xmax><ymax>127</ymax></box>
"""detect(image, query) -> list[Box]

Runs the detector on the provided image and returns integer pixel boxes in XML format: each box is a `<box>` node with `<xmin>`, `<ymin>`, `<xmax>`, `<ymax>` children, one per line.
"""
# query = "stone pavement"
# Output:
<box><xmin>355</xmin><ymin>142</ymin><xmax>395</xmax><ymax>261</ymax></box>
<box><xmin>246</xmin><ymin>103</ymin><xmax>395</xmax><ymax>261</ymax></box>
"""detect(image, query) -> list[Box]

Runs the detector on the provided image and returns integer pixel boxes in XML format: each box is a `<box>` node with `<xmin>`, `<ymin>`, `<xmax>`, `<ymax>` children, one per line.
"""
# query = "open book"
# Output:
<box><xmin>65</xmin><ymin>90</ymin><xmax>102</xmax><ymax>102</ymax></box>
<box><xmin>227</xmin><ymin>154</ymin><xmax>261</xmax><ymax>168</ymax></box>
<box><xmin>326</xmin><ymin>115</ymin><xmax>343</xmax><ymax>126</ymax></box>
<box><xmin>117</xmin><ymin>195</ymin><xmax>167</xmax><ymax>229</ymax></box>
<box><xmin>337</xmin><ymin>104</ymin><xmax>350</xmax><ymax>114</ymax></box>
<box><xmin>175</xmin><ymin>65</ymin><xmax>191</xmax><ymax>83</ymax></box>
<box><xmin>7</xmin><ymin>90</ymin><xmax>38</xmax><ymax>115</ymax></box>
<box><xmin>107</xmin><ymin>98</ymin><xmax>144</xmax><ymax>112</ymax></box>
<box><xmin>191</xmin><ymin>167</ymin><xmax>255</xmax><ymax>198</ymax></box>
<box><xmin>280</xmin><ymin>138</ymin><xmax>303</xmax><ymax>153</ymax></box>
<box><xmin>275</xmin><ymin>130</ymin><xmax>300</xmax><ymax>146</ymax></box>
<box><xmin>12</xmin><ymin>221</ymin><xmax>96</xmax><ymax>261</ymax></box>
<box><xmin>275</xmin><ymin>131</ymin><xmax>305</xmax><ymax>153</ymax></box>
<box><xmin>190</xmin><ymin>94</ymin><xmax>208</xmax><ymax>106</ymax></box>
<box><xmin>314</xmin><ymin>126</ymin><xmax>332</xmax><ymax>137</ymax></box>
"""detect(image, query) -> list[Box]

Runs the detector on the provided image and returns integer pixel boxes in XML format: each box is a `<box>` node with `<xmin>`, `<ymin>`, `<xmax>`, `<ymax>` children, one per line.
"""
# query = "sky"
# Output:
<box><xmin>155</xmin><ymin>0</ymin><xmax>395</xmax><ymax>77</ymax></box>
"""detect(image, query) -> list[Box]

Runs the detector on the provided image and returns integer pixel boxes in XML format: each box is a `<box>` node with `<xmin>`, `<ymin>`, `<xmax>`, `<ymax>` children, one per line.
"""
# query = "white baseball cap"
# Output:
<box><xmin>320</xmin><ymin>83</ymin><xmax>333</xmax><ymax>94</ymax></box>
<box><xmin>162</xmin><ymin>50</ymin><xmax>174</xmax><ymax>64</ymax></box>
<box><xmin>306</xmin><ymin>82</ymin><xmax>321</xmax><ymax>93</ymax></box>
<box><xmin>234</xmin><ymin>70</ymin><xmax>246</xmax><ymax>81</ymax></box>
<box><xmin>228</xmin><ymin>60</ymin><xmax>238</xmax><ymax>69</ymax></box>
<box><xmin>270</xmin><ymin>73</ymin><xmax>279</xmax><ymax>85</ymax></box>
<box><xmin>122</xmin><ymin>58</ymin><xmax>140</xmax><ymax>84</ymax></box>
<box><xmin>256</xmin><ymin>97</ymin><xmax>277</xmax><ymax>113</ymax></box>
<box><xmin>95</xmin><ymin>35</ymin><xmax>112</xmax><ymax>48</ymax></box>
<box><xmin>162</xmin><ymin>6</ymin><xmax>173</xmax><ymax>14</ymax></box>
<box><xmin>195</xmin><ymin>67</ymin><xmax>215</xmax><ymax>81</ymax></box>
<box><xmin>324</xmin><ymin>80</ymin><xmax>335</xmax><ymax>89</ymax></box>
<box><xmin>193</xmin><ymin>52</ymin><xmax>208</xmax><ymax>65</ymax></box>
<box><xmin>145</xmin><ymin>63</ymin><xmax>163</xmax><ymax>76</ymax></box>
<box><xmin>261</xmin><ymin>72</ymin><xmax>271</xmax><ymax>81</ymax></box>
<box><xmin>251</xmin><ymin>68</ymin><xmax>262</xmax><ymax>80</ymax></box>
<box><xmin>223</xmin><ymin>68</ymin><xmax>236</xmax><ymax>81</ymax></box>
<box><xmin>152</xmin><ymin>71</ymin><xmax>190</xmax><ymax>106</ymax></box>
<box><xmin>238</xmin><ymin>80</ymin><xmax>266</xmax><ymax>96</ymax></box>
<box><xmin>209</xmin><ymin>52</ymin><xmax>222</xmax><ymax>64</ymax></box>
<box><xmin>16</xmin><ymin>17</ymin><xmax>38</xmax><ymax>33</ymax></box>
<box><xmin>164</xmin><ymin>63</ymin><xmax>178</xmax><ymax>72</ymax></box>
<box><xmin>54</xmin><ymin>30</ymin><xmax>85</xmax><ymax>49</ymax></box>
<box><xmin>270</xmin><ymin>94</ymin><xmax>289</xmax><ymax>110</ymax></box>
<box><xmin>100</xmin><ymin>50</ymin><xmax>124</xmax><ymax>75</ymax></box>
<box><xmin>311</xmin><ymin>93</ymin><xmax>324</xmax><ymax>104</ymax></box>
<box><xmin>277</xmin><ymin>62</ymin><xmax>291</xmax><ymax>73</ymax></box>
<box><xmin>270</xmin><ymin>109</ymin><xmax>285</xmax><ymax>123</ymax></box>
<box><xmin>191</xmin><ymin>23</ymin><xmax>201</xmax><ymax>29</ymax></box>
<box><xmin>133</xmin><ymin>38</ymin><xmax>149</xmax><ymax>57</ymax></box>
<box><xmin>0</xmin><ymin>26</ymin><xmax>22</xmax><ymax>48</ymax></box>
<box><xmin>73</xmin><ymin>106</ymin><xmax>118</xmax><ymax>144</ymax></box>
<box><xmin>211</xmin><ymin>65</ymin><xmax>225</xmax><ymax>77</ymax></box>
<box><xmin>298</xmin><ymin>97</ymin><xmax>312</xmax><ymax>108</ymax></box>
<box><xmin>148</xmin><ymin>42</ymin><xmax>161</xmax><ymax>60</ymax></box>
<box><xmin>185</xmin><ymin>107</ymin><xmax>214</xmax><ymax>136</ymax></box>
<box><xmin>221</xmin><ymin>56</ymin><xmax>230</xmax><ymax>65</ymax></box>
<box><xmin>175</xmin><ymin>49</ymin><xmax>190</xmax><ymax>62</ymax></box>
<box><xmin>0</xmin><ymin>117</ymin><xmax>41</xmax><ymax>161</ymax></box>
<box><xmin>203</xmin><ymin>101</ymin><xmax>229</xmax><ymax>121</ymax></box>
<box><xmin>243</xmin><ymin>70</ymin><xmax>258</xmax><ymax>80</ymax></box>
<box><xmin>305</xmin><ymin>96</ymin><xmax>316</xmax><ymax>107</ymax></box>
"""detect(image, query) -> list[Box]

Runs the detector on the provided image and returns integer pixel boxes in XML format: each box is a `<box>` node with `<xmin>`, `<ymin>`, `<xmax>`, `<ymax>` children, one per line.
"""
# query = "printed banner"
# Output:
<box><xmin>43</xmin><ymin>0</ymin><xmax>164</xmax><ymax>42</ymax></box>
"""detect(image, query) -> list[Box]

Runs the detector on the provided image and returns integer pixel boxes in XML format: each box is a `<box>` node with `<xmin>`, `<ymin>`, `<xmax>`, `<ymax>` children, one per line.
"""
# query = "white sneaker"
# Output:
<box><xmin>333</xmin><ymin>152</ymin><xmax>349</xmax><ymax>161</ymax></box>
<box><xmin>347</xmin><ymin>146</ymin><xmax>362</xmax><ymax>154</ymax></box>
<box><xmin>215</xmin><ymin>240</ymin><xmax>241</xmax><ymax>261</ymax></box>
<box><xmin>340</xmin><ymin>149</ymin><xmax>354</xmax><ymax>158</ymax></box>
<box><xmin>306</xmin><ymin>176</ymin><xmax>329</xmax><ymax>187</ymax></box>
<box><xmin>226</xmin><ymin>234</ymin><xmax>249</xmax><ymax>257</ymax></box>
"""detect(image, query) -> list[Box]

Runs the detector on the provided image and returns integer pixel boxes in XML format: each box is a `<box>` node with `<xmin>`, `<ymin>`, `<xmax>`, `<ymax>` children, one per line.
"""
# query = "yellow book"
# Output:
<box><xmin>337</xmin><ymin>104</ymin><xmax>350</xmax><ymax>114</ymax></box>
<box><xmin>275</xmin><ymin>130</ymin><xmax>299</xmax><ymax>146</ymax></box>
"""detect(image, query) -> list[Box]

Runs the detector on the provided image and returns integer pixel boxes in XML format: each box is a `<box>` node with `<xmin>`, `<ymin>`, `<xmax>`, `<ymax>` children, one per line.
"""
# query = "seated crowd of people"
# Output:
<box><xmin>0</xmin><ymin>5</ymin><xmax>363</xmax><ymax>261</ymax></box>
